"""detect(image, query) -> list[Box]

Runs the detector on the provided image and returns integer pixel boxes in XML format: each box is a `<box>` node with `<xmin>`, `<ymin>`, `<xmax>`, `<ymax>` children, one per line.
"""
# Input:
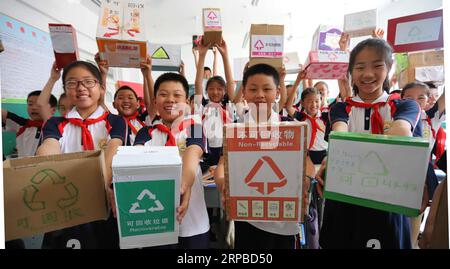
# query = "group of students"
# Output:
<box><xmin>2</xmin><ymin>27</ymin><xmax>446</xmax><ymax>249</ymax></box>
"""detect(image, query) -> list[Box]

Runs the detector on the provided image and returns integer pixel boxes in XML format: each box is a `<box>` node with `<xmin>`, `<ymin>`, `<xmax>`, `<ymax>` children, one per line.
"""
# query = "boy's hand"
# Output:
<box><xmin>107</xmin><ymin>186</ymin><xmax>117</xmax><ymax>218</ymax></box>
<box><xmin>95</xmin><ymin>52</ymin><xmax>109</xmax><ymax>76</ymax></box>
<box><xmin>279</xmin><ymin>64</ymin><xmax>287</xmax><ymax>81</ymax></box>
<box><xmin>179</xmin><ymin>60</ymin><xmax>185</xmax><ymax>75</ymax></box>
<box><xmin>339</xmin><ymin>32</ymin><xmax>350</xmax><ymax>51</ymax></box>
<box><xmin>177</xmin><ymin>183</ymin><xmax>192</xmax><ymax>223</ymax></box>
<box><xmin>50</xmin><ymin>62</ymin><xmax>61</xmax><ymax>82</ymax></box>
<box><xmin>372</xmin><ymin>28</ymin><xmax>385</xmax><ymax>39</ymax></box>
<box><xmin>140</xmin><ymin>54</ymin><xmax>152</xmax><ymax>77</ymax></box>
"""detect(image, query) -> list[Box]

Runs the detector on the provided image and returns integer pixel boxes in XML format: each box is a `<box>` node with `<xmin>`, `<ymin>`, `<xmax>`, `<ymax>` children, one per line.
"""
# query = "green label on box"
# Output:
<box><xmin>115</xmin><ymin>180</ymin><xmax>175</xmax><ymax>237</ymax></box>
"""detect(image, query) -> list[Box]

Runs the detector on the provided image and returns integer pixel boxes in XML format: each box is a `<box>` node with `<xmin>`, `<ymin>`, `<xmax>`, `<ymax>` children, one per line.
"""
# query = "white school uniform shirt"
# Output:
<box><xmin>239</xmin><ymin>110</ymin><xmax>301</xmax><ymax>236</ymax></box>
<box><xmin>347</xmin><ymin>92</ymin><xmax>394</xmax><ymax>133</ymax></box>
<box><xmin>4</xmin><ymin>115</ymin><xmax>41</xmax><ymax>157</ymax></box>
<box><xmin>57</xmin><ymin>107</ymin><xmax>113</xmax><ymax>153</ymax></box>
<box><xmin>202</xmin><ymin>102</ymin><xmax>228</xmax><ymax>148</ymax></box>
<box><xmin>303</xmin><ymin>112</ymin><xmax>328</xmax><ymax>152</ymax></box>
<box><xmin>143</xmin><ymin>115</ymin><xmax>210</xmax><ymax>237</ymax></box>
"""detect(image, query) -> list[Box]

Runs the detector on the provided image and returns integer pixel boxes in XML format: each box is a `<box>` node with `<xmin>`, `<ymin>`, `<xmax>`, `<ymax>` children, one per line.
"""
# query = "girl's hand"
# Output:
<box><xmin>50</xmin><ymin>62</ymin><xmax>61</xmax><ymax>82</ymax></box>
<box><xmin>372</xmin><ymin>28</ymin><xmax>385</xmax><ymax>39</ymax></box>
<box><xmin>140</xmin><ymin>54</ymin><xmax>152</xmax><ymax>77</ymax></box>
<box><xmin>339</xmin><ymin>32</ymin><xmax>350</xmax><ymax>51</ymax></box>
<box><xmin>95</xmin><ymin>52</ymin><xmax>109</xmax><ymax>76</ymax></box>
<box><xmin>216</xmin><ymin>39</ymin><xmax>228</xmax><ymax>56</ymax></box>
<box><xmin>198</xmin><ymin>36</ymin><xmax>210</xmax><ymax>56</ymax></box>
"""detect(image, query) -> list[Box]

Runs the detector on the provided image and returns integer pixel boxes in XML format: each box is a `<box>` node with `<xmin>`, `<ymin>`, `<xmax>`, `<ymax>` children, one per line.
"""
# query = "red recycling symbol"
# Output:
<box><xmin>208</xmin><ymin>11</ymin><xmax>217</xmax><ymax>20</ymax></box>
<box><xmin>244</xmin><ymin>156</ymin><xmax>287</xmax><ymax>195</ymax></box>
<box><xmin>254</xmin><ymin>40</ymin><xmax>264</xmax><ymax>50</ymax></box>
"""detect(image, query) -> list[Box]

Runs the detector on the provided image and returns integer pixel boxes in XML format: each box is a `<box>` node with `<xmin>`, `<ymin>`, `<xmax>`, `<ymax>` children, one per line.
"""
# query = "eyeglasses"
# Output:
<box><xmin>65</xmin><ymin>79</ymin><xmax>98</xmax><ymax>90</ymax></box>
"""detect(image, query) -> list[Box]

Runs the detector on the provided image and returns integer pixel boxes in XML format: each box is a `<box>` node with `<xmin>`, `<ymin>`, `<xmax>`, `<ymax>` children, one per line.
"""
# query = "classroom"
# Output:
<box><xmin>0</xmin><ymin>0</ymin><xmax>448</xmax><ymax>250</ymax></box>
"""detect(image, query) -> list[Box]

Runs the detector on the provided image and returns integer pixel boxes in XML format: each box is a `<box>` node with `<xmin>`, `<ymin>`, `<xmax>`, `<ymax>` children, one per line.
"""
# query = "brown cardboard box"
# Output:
<box><xmin>202</xmin><ymin>8</ymin><xmax>222</xmax><ymax>46</ymax></box>
<box><xmin>398</xmin><ymin>50</ymin><xmax>444</xmax><ymax>88</ymax></box>
<box><xmin>249</xmin><ymin>24</ymin><xmax>284</xmax><ymax>70</ymax></box>
<box><xmin>49</xmin><ymin>24</ymin><xmax>80</xmax><ymax>69</ymax></box>
<box><xmin>3</xmin><ymin>151</ymin><xmax>110</xmax><ymax>241</ymax></box>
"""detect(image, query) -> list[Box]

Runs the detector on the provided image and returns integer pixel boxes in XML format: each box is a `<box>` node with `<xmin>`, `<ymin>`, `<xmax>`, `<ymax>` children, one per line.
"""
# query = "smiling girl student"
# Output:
<box><xmin>36</xmin><ymin>61</ymin><xmax>126</xmax><ymax>249</ymax></box>
<box><xmin>316</xmin><ymin>38</ymin><xmax>423</xmax><ymax>249</ymax></box>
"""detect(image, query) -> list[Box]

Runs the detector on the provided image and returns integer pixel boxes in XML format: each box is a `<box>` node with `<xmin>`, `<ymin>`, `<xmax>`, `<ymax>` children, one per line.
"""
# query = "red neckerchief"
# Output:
<box><xmin>302</xmin><ymin>112</ymin><xmax>324</xmax><ymax>150</ymax></box>
<box><xmin>345</xmin><ymin>97</ymin><xmax>386</xmax><ymax>134</ymax></box>
<box><xmin>66</xmin><ymin>112</ymin><xmax>109</xmax><ymax>150</ymax></box>
<box><xmin>151</xmin><ymin>123</ymin><xmax>177</xmax><ymax>146</ymax></box>
<box><xmin>435</xmin><ymin>127</ymin><xmax>446</xmax><ymax>164</ymax></box>
<box><xmin>125</xmin><ymin>111</ymin><xmax>145</xmax><ymax>135</ymax></box>
<box><xmin>16</xmin><ymin>120</ymin><xmax>43</xmax><ymax>137</ymax></box>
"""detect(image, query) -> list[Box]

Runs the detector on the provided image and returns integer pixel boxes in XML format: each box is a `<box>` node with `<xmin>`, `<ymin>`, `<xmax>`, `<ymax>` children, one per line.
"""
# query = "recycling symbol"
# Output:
<box><xmin>244</xmin><ymin>156</ymin><xmax>287</xmax><ymax>195</ymax></box>
<box><xmin>22</xmin><ymin>169</ymin><xmax>79</xmax><ymax>211</ymax></box>
<box><xmin>129</xmin><ymin>189</ymin><xmax>164</xmax><ymax>214</ymax></box>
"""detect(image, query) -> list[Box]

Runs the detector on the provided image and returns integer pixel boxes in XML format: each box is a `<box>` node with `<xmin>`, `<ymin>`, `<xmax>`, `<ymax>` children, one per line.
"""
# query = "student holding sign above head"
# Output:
<box><xmin>215</xmin><ymin>63</ymin><xmax>312</xmax><ymax>249</ymax></box>
<box><xmin>194</xmin><ymin>38</ymin><xmax>235</xmax><ymax>168</ymax></box>
<box><xmin>133</xmin><ymin>72</ymin><xmax>210</xmax><ymax>249</ymax></box>
<box><xmin>316</xmin><ymin>38</ymin><xmax>424</xmax><ymax>249</ymax></box>
<box><xmin>36</xmin><ymin>61</ymin><xmax>126</xmax><ymax>249</ymax></box>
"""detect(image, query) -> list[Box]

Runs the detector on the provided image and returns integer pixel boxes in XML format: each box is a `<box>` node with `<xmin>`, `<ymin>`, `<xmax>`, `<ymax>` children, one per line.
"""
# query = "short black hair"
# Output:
<box><xmin>62</xmin><ymin>61</ymin><xmax>103</xmax><ymax>90</ymax></box>
<box><xmin>390</xmin><ymin>89</ymin><xmax>402</xmax><ymax>95</ymax></box>
<box><xmin>314</xmin><ymin>81</ymin><xmax>329</xmax><ymax>90</ymax></box>
<box><xmin>301</xmin><ymin>87</ymin><xmax>322</xmax><ymax>101</ymax></box>
<box><xmin>424</xmin><ymin>82</ymin><xmax>437</xmax><ymax>90</ymax></box>
<box><xmin>401</xmin><ymin>82</ymin><xmax>430</xmax><ymax>98</ymax></box>
<box><xmin>27</xmin><ymin>90</ymin><xmax>57</xmax><ymax>108</ymax></box>
<box><xmin>243</xmin><ymin>64</ymin><xmax>280</xmax><ymax>88</ymax></box>
<box><xmin>204</xmin><ymin>67</ymin><xmax>212</xmax><ymax>72</ymax></box>
<box><xmin>154</xmin><ymin>72</ymin><xmax>189</xmax><ymax>98</ymax></box>
<box><xmin>114</xmin><ymin>86</ymin><xmax>138</xmax><ymax>100</ymax></box>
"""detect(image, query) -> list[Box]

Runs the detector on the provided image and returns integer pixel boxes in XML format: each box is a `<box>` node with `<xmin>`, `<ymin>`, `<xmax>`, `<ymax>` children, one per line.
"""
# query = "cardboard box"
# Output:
<box><xmin>324</xmin><ymin>132</ymin><xmax>429</xmax><ymax>217</ymax></box>
<box><xmin>398</xmin><ymin>50</ymin><xmax>445</xmax><ymax>88</ymax></box>
<box><xmin>202</xmin><ymin>8</ymin><xmax>222</xmax><ymax>46</ymax></box>
<box><xmin>304</xmin><ymin>50</ymin><xmax>349</xmax><ymax>79</ymax></box>
<box><xmin>249</xmin><ymin>24</ymin><xmax>284</xmax><ymax>69</ymax></box>
<box><xmin>344</xmin><ymin>9</ymin><xmax>377</xmax><ymax>37</ymax></box>
<box><xmin>96</xmin><ymin>0</ymin><xmax>147</xmax><ymax>68</ymax></box>
<box><xmin>48</xmin><ymin>24</ymin><xmax>80</xmax><ymax>69</ymax></box>
<box><xmin>149</xmin><ymin>43</ymin><xmax>181</xmax><ymax>72</ymax></box>
<box><xmin>387</xmin><ymin>9</ymin><xmax>443</xmax><ymax>53</ymax></box>
<box><xmin>311</xmin><ymin>25</ymin><xmax>342</xmax><ymax>51</ymax></box>
<box><xmin>112</xmin><ymin>146</ymin><xmax>182</xmax><ymax>249</ymax></box>
<box><xmin>3</xmin><ymin>151</ymin><xmax>110</xmax><ymax>241</ymax></box>
<box><xmin>223</xmin><ymin>122</ymin><xmax>307</xmax><ymax>222</ymax></box>
<box><xmin>283</xmin><ymin>52</ymin><xmax>301</xmax><ymax>74</ymax></box>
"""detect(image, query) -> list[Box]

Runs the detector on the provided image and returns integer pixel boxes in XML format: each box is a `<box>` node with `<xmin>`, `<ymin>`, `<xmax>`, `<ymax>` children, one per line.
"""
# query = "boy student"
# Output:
<box><xmin>134</xmin><ymin>72</ymin><xmax>210</xmax><ymax>249</ymax></box>
<box><xmin>214</xmin><ymin>63</ymin><xmax>311</xmax><ymax>249</ymax></box>
<box><xmin>2</xmin><ymin>90</ymin><xmax>57</xmax><ymax>157</ymax></box>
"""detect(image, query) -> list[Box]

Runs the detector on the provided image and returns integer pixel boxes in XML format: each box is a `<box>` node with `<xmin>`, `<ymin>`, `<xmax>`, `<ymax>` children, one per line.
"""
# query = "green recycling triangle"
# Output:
<box><xmin>129</xmin><ymin>189</ymin><xmax>164</xmax><ymax>214</ymax></box>
<box><xmin>152</xmin><ymin>46</ymin><xmax>170</xmax><ymax>60</ymax></box>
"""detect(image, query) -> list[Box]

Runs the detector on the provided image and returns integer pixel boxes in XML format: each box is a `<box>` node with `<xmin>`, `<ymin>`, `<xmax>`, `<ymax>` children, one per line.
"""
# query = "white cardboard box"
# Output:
<box><xmin>344</xmin><ymin>9</ymin><xmax>377</xmax><ymax>37</ymax></box>
<box><xmin>148</xmin><ymin>43</ymin><xmax>181</xmax><ymax>72</ymax></box>
<box><xmin>112</xmin><ymin>146</ymin><xmax>182</xmax><ymax>249</ymax></box>
<box><xmin>311</xmin><ymin>25</ymin><xmax>342</xmax><ymax>51</ymax></box>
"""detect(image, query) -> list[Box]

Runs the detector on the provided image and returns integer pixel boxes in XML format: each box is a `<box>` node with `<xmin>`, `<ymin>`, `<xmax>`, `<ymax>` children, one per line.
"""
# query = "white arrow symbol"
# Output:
<box><xmin>129</xmin><ymin>202</ymin><xmax>146</xmax><ymax>214</ymax></box>
<box><xmin>137</xmin><ymin>189</ymin><xmax>156</xmax><ymax>201</ymax></box>
<box><xmin>148</xmin><ymin>200</ymin><xmax>164</xmax><ymax>212</ymax></box>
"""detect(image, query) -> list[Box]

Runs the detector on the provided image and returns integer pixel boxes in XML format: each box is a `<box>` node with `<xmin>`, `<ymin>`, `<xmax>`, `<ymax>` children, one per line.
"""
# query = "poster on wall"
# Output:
<box><xmin>0</xmin><ymin>13</ymin><xmax>63</xmax><ymax>102</ymax></box>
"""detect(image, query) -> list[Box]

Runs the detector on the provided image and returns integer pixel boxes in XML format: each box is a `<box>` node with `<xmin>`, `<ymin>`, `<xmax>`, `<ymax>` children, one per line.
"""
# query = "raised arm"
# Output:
<box><xmin>212</xmin><ymin>47</ymin><xmax>218</xmax><ymax>77</ymax></box>
<box><xmin>194</xmin><ymin>40</ymin><xmax>210</xmax><ymax>106</ymax></box>
<box><xmin>37</xmin><ymin>62</ymin><xmax>61</xmax><ymax>121</ymax></box>
<box><xmin>140</xmin><ymin>55</ymin><xmax>156</xmax><ymax>121</ymax></box>
<box><xmin>216</xmin><ymin>39</ymin><xmax>236</xmax><ymax>102</ymax></box>
<box><xmin>286</xmin><ymin>68</ymin><xmax>306</xmax><ymax>117</ymax></box>
<box><xmin>437</xmin><ymin>87</ymin><xmax>445</xmax><ymax>115</ymax></box>
<box><xmin>277</xmin><ymin>65</ymin><xmax>287</xmax><ymax>113</ymax></box>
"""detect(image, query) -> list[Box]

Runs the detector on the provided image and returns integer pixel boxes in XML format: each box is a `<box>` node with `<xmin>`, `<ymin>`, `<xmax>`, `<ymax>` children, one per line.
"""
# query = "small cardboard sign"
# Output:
<box><xmin>48</xmin><ymin>24</ymin><xmax>79</xmax><ymax>69</ymax></box>
<box><xmin>3</xmin><ymin>151</ymin><xmax>109</xmax><ymax>241</ymax></box>
<box><xmin>324</xmin><ymin>132</ymin><xmax>429</xmax><ymax>217</ymax></box>
<box><xmin>112</xmin><ymin>146</ymin><xmax>181</xmax><ymax>249</ymax></box>
<box><xmin>148</xmin><ymin>43</ymin><xmax>181</xmax><ymax>72</ymax></box>
<box><xmin>311</xmin><ymin>25</ymin><xmax>342</xmax><ymax>51</ymax></box>
<box><xmin>250</xmin><ymin>35</ymin><xmax>284</xmax><ymax>58</ymax></box>
<box><xmin>344</xmin><ymin>9</ymin><xmax>377</xmax><ymax>37</ymax></box>
<box><xmin>283</xmin><ymin>52</ymin><xmax>301</xmax><ymax>74</ymax></box>
<box><xmin>387</xmin><ymin>9</ymin><xmax>443</xmax><ymax>53</ymax></box>
<box><xmin>223</xmin><ymin>122</ymin><xmax>307</xmax><ymax>222</ymax></box>
<box><xmin>203</xmin><ymin>8</ymin><xmax>222</xmax><ymax>30</ymax></box>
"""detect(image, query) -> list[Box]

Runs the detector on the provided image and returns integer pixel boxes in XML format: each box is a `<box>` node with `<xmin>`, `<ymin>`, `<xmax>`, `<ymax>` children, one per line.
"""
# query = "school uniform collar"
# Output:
<box><xmin>66</xmin><ymin>106</ymin><xmax>105</xmax><ymax>120</ymax></box>
<box><xmin>244</xmin><ymin>109</ymin><xmax>279</xmax><ymax>123</ymax></box>
<box><xmin>352</xmin><ymin>92</ymin><xmax>389</xmax><ymax>104</ymax></box>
